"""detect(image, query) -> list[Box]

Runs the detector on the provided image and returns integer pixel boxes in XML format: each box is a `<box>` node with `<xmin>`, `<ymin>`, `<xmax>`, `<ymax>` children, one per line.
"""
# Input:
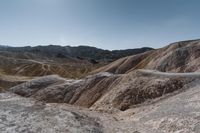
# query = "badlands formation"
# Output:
<box><xmin>1</xmin><ymin>39</ymin><xmax>200</xmax><ymax>133</ymax></box>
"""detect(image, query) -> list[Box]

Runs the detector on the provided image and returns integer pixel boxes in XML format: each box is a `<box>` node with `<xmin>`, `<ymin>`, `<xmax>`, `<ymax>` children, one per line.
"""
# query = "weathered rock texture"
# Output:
<box><xmin>0</xmin><ymin>93</ymin><xmax>104</xmax><ymax>133</ymax></box>
<box><xmin>2</xmin><ymin>39</ymin><xmax>200</xmax><ymax>133</ymax></box>
<box><xmin>117</xmin><ymin>79</ymin><xmax>200</xmax><ymax>133</ymax></box>
<box><xmin>2</xmin><ymin>79</ymin><xmax>200</xmax><ymax>133</ymax></box>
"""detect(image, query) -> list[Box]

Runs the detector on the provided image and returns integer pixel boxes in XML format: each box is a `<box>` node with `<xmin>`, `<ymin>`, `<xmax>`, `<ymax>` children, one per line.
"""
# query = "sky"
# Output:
<box><xmin>0</xmin><ymin>0</ymin><xmax>200</xmax><ymax>50</ymax></box>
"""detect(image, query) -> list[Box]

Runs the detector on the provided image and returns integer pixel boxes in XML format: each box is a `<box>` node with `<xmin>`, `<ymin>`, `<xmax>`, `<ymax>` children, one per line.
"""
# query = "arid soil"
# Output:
<box><xmin>0</xmin><ymin>45</ymin><xmax>151</xmax><ymax>79</ymax></box>
<box><xmin>1</xmin><ymin>72</ymin><xmax>200</xmax><ymax>133</ymax></box>
<box><xmin>0</xmin><ymin>54</ymin><xmax>100</xmax><ymax>79</ymax></box>
<box><xmin>9</xmin><ymin>70</ymin><xmax>199</xmax><ymax>111</ymax></box>
<box><xmin>1</xmin><ymin>40</ymin><xmax>200</xmax><ymax>133</ymax></box>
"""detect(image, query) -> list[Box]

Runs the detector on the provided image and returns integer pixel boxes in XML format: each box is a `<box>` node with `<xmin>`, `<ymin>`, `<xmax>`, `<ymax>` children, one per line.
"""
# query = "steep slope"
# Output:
<box><xmin>91</xmin><ymin>39</ymin><xmax>200</xmax><ymax>74</ymax></box>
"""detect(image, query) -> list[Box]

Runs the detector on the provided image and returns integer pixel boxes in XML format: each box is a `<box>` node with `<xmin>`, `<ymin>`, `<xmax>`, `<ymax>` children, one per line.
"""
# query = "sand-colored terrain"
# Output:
<box><xmin>1</xmin><ymin>40</ymin><xmax>200</xmax><ymax>132</ymax></box>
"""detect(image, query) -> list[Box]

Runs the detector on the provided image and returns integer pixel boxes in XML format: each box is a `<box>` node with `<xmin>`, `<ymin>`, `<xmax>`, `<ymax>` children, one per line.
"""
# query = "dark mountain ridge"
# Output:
<box><xmin>0</xmin><ymin>45</ymin><xmax>153</xmax><ymax>62</ymax></box>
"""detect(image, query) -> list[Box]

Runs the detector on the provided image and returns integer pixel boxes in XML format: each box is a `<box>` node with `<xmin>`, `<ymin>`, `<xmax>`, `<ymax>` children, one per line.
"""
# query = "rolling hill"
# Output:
<box><xmin>2</xmin><ymin>39</ymin><xmax>200</xmax><ymax>133</ymax></box>
<box><xmin>91</xmin><ymin>39</ymin><xmax>200</xmax><ymax>74</ymax></box>
<box><xmin>8</xmin><ymin>39</ymin><xmax>200</xmax><ymax>111</ymax></box>
<box><xmin>0</xmin><ymin>45</ymin><xmax>152</xmax><ymax>79</ymax></box>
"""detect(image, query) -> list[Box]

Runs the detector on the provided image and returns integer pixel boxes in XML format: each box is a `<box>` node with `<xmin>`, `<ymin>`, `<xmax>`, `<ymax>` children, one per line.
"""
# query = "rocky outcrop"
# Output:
<box><xmin>0</xmin><ymin>93</ymin><xmax>104</xmax><ymax>133</ymax></box>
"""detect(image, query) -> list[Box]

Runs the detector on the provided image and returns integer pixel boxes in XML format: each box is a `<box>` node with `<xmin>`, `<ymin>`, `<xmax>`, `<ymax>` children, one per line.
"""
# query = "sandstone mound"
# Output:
<box><xmin>91</xmin><ymin>39</ymin><xmax>200</xmax><ymax>74</ymax></box>
<box><xmin>10</xmin><ymin>73</ymin><xmax>120</xmax><ymax>108</ymax></box>
<box><xmin>9</xmin><ymin>70</ymin><xmax>199</xmax><ymax>111</ymax></box>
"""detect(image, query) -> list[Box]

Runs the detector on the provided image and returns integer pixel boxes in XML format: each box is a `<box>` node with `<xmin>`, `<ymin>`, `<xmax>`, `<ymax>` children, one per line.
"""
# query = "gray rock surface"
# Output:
<box><xmin>2</xmin><ymin>40</ymin><xmax>200</xmax><ymax>133</ymax></box>
<box><xmin>2</xmin><ymin>79</ymin><xmax>200</xmax><ymax>133</ymax></box>
<box><xmin>118</xmin><ymin>79</ymin><xmax>200</xmax><ymax>133</ymax></box>
<box><xmin>0</xmin><ymin>93</ymin><xmax>104</xmax><ymax>133</ymax></box>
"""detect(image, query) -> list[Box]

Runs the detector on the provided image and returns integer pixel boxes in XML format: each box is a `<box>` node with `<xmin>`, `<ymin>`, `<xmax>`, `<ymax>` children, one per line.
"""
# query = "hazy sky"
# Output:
<box><xmin>0</xmin><ymin>0</ymin><xmax>200</xmax><ymax>50</ymax></box>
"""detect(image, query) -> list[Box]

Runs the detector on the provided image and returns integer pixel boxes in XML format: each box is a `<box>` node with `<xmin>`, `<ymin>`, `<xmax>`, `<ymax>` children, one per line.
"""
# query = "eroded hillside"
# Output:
<box><xmin>91</xmin><ymin>39</ymin><xmax>200</xmax><ymax>74</ymax></box>
<box><xmin>0</xmin><ymin>53</ymin><xmax>100</xmax><ymax>79</ymax></box>
<box><xmin>9</xmin><ymin>39</ymin><xmax>200</xmax><ymax>111</ymax></box>
<box><xmin>1</xmin><ymin>40</ymin><xmax>200</xmax><ymax>133</ymax></box>
<box><xmin>2</xmin><ymin>71</ymin><xmax>200</xmax><ymax>133</ymax></box>
<box><xmin>0</xmin><ymin>45</ymin><xmax>151</xmax><ymax>79</ymax></box>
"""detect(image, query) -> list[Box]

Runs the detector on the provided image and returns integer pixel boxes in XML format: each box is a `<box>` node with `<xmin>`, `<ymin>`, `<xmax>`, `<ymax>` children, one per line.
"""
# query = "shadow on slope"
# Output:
<box><xmin>9</xmin><ymin>70</ymin><xmax>198</xmax><ymax>111</ymax></box>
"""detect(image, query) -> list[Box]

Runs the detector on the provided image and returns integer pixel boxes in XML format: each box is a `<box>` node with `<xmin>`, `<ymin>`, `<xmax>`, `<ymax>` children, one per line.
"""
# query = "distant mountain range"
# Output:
<box><xmin>0</xmin><ymin>45</ymin><xmax>153</xmax><ymax>62</ymax></box>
